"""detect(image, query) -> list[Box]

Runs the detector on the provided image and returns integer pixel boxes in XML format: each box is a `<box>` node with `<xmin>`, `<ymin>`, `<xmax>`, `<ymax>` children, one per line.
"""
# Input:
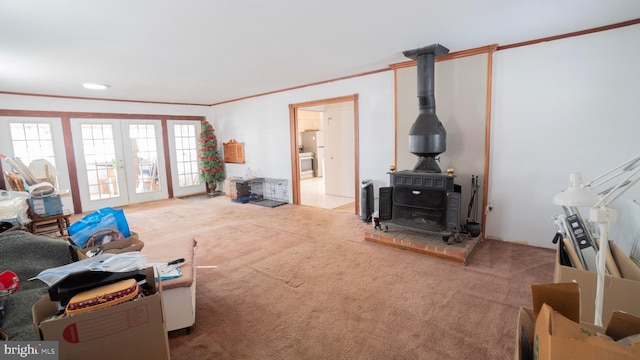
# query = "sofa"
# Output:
<box><xmin>0</xmin><ymin>230</ymin><xmax>73</xmax><ymax>340</ymax></box>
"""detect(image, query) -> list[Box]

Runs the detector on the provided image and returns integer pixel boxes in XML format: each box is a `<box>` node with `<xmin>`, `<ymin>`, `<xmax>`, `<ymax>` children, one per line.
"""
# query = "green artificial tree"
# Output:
<box><xmin>198</xmin><ymin>121</ymin><xmax>225</xmax><ymax>193</ymax></box>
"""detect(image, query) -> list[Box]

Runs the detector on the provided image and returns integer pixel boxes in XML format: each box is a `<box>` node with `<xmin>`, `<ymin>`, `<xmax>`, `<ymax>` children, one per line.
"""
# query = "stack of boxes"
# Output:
<box><xmin>515</xmin><ymin>239</ymin><xmax>640</xmax><ymax>360</ymax></box>
<box><xmin>32</xmin><ymin>267</ymin><xmax>170</xmax><ymax>359</ymax></box>
<box><xmin>227</xmin><ymin>177</ymin><xmax>253</xmax><ymax>203</ymax></box>
<box><xmin>516</xmin><ymin>283</ymin><xmax>640</xmax><ymax>360</ymax></box>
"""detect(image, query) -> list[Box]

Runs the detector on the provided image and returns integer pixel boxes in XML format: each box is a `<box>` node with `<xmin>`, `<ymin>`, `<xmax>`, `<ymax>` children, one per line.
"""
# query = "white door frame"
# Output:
<box><xmin>70</xmin><ymin>118</ymin><xmax>168</xmax><ymax>212</ymax></box>
<box><xmin>0</xmin><ymin>116</ymin><xmax>74</xmax><ymax>213</ymax></box>
<box><xmin>121</xmin><ymin>119</ymin><xmax>169</xmax><ymax>203</ymax></box>
<box><xmin>167</xmin><ymin>120</ymin><xmax>206</xmax><ymax>197</ymax></box>
<box><xmin>289</xmin><ymin>94</ymin><xmax>360</xmax><ymax>213</ymax></box>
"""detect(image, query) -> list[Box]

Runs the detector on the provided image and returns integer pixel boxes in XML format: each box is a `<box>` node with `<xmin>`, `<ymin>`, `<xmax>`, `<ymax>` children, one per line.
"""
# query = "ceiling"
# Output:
<box><xmin>1</xmin><ymin>1</ymin><xmax>639</xmax><ymax>106</ymax></box>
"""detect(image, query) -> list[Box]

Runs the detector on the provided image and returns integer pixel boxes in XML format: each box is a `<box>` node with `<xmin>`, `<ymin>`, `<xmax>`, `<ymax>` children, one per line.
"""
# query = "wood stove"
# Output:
<box><xmin>377</xmin><ymin>43</ymin><xmax>461</xmax><ymax>242</ymax></box>
<box><xmin>379</xmin><ymin>171</ymin><xmax>461</xmax><ymax>241</ymax></box>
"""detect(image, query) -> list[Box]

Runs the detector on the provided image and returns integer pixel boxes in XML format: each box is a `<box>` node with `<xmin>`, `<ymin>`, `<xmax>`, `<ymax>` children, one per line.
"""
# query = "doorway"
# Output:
<box><xmin>289</xmin><ymin>95</ymin><xmax>359</xmax><ymax>214</ymax></box>
<box><xmin>70</xmin><ymin>118</ymin><xmax>169</xmax><ymax>212</ymax></box>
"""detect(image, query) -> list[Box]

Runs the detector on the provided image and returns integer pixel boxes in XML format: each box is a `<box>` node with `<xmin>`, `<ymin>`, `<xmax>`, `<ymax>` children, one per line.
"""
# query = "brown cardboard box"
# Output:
<box><xmin>554</xmin><ymin>240</ymin><xmax>640</xmax><ymax>326</ymax></box>
<box><xmin>225</xmin><ymin>176</ymin><xmax>242</xmax><ymax>198</ymax></box>
<box><xmin>71</xmin><ymin>232</ymin><xmax>144</xmax><ymax>260</ymax></box>
<box><xmin>515</xmin><ymin>307</ymin><xmax>535</xmax><ymax>360</ymax></box>
<box><xmin>515</xmin><ymin>283</ymin><xmax>640</xmax><ymax>360</ymax></box>
<box><xmin>535</xmin><ymin>302</ymin><xmax>640</xmax><ymax>360</ymax></box>
<box><xmin>32</xmin><ymin>267</ymin><xmax>169</xmax><ymax>360</ymax></box>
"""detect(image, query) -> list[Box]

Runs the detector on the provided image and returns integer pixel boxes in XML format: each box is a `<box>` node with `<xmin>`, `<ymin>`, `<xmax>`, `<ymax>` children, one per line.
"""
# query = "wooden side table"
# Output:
<box><xmin>26</xmin><ymin>203</ymin><xmax>71</xmax><ymax>236</ymax></box>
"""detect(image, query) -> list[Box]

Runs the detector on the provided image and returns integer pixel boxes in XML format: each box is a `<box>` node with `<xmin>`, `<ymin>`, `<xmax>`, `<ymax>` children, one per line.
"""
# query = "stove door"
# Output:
<box><xmin>392</xmin><ymin>187</ymin><xmax>448</xmax><ymax>232</ymax></box>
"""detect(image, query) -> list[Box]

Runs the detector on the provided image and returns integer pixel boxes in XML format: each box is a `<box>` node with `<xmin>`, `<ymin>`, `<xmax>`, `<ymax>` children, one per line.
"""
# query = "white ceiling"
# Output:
<box><xmin>1</xmin><ymin>1</ymin><xmax>639</xmax><ymax>105</ymax></box>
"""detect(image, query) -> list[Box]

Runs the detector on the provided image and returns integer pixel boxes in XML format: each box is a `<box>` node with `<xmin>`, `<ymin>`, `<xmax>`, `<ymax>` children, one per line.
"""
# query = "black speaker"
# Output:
<box><xmin>360</xmin><ymin>180</ymin><xmax>375</xmax><ymax>222</ymax></box>
<box><xmin>378</xmin><ymin>186</ymin><xmax>392</xmax><ymax>221</ymax></box>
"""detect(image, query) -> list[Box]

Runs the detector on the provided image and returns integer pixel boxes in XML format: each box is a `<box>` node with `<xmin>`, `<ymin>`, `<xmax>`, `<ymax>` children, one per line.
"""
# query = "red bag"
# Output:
<box><xmin>0</xmin><ymin>270</ymin><xmax>19</xmax><ymax>298</ymax></box>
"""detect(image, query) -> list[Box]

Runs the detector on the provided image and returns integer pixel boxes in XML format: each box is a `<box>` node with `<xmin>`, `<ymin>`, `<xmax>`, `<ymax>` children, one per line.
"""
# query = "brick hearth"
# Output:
<box><xmin>364</xmin><ymin>228</ymin><xmax>482</xmax><ymax>264</ymax></box>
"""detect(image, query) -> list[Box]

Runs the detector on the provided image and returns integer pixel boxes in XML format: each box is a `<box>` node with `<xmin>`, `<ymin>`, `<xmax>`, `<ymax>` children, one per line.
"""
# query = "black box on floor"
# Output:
<box><xmin>235</xmin><ymin>182</ymin><xmax>250</xmax><ymax>196</ymax></box>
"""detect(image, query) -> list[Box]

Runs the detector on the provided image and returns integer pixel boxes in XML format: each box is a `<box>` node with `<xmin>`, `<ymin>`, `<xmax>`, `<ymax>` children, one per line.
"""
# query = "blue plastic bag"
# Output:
<box><xmin>94</xmin><ymin>207</ymin><xmax>130</xmax><ymax>238</ymax></box>
<box><xmin>68</xmin><ymin>207</ymin><xmax>131</xmax><ymax>247</ymax></box>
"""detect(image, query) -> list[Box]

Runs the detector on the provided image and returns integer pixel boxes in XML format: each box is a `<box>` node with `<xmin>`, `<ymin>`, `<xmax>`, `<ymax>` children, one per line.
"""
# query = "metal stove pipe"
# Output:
<box><xmin>402</xmin><ymin>43</ymin><xmax>449</xmax><ymax>173</ymax></box>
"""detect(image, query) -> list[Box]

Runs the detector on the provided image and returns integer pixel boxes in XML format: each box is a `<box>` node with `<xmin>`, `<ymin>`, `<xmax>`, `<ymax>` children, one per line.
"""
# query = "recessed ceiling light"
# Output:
<box><xmin>82</xmin><ymin>83</ymin><xmax>110</xmax><ymax>90</ymax></box>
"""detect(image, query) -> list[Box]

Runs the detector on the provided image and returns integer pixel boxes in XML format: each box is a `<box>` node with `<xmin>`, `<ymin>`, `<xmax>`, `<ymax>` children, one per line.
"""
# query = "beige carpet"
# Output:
<box><xmin>333</xmin><ymin>201</ymin><xmax>356</xmax><ymax>213</ymax></box>
<box><xmin>93</xmin><ymin>196</ymin><xmax>555</xmax><ymax>360</ymax></box>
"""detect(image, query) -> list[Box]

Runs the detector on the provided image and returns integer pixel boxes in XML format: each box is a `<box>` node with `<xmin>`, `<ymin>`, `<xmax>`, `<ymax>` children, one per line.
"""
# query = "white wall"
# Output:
<box><xmin>487</xmin><ymin>23</ymin><xmax>640</xmax><ymax>249</ymax></box>
<box><xmin>208</xmin><ymin>71</ymin><xmax>396</xmax><ymax>202</ymax></box>
<box><xmin>211</xmin><ymin>24</ymin><xmax>640</xmax><ymax>250</ymax></box>
<box><xmin>3</xmin><ymin>23</ymin><xmax>639</xmax><ymax>251</ymax></box>
<box><xmin>0</xmin><ymin>93</ymin><xmax>210</xmax><ymax>116</ymax></box>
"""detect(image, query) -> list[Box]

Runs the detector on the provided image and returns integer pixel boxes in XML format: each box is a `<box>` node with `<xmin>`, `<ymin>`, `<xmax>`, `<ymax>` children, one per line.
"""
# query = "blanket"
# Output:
<box><xmin>0</xmin><ymin>230</ymin><xmax>72</xmax><ymax>340</ymax></box>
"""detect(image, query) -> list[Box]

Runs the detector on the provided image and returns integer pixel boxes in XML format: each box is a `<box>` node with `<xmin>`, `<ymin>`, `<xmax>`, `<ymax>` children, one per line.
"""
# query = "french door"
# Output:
<box><xmin>0</xmin><ymin>116</ymin><xmax>75</xmax><ymax>212</ymax></box>
<box><xmin>167</xmin><ymin>120</ymin><xmax>205</xmax><ymax>197</ymax></box>
<box><xmin>71</xmin><ymin>118</ymin><xmax>168</xmax><ymax>212</ymax></box>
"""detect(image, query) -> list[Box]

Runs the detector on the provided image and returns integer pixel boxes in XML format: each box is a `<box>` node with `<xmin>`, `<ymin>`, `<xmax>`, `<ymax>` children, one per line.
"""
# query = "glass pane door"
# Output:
<box><xmin>71</xmin><ymin>118</ymin><xmax>168</xmax><ymax>212</ymax></box>
<box><xmin>71</xmin><ymin>119</ymin><xmax>129</xmax><ymax>211</ymax></box>
<box><xmin>122</xmin><ymin>120</ymin><xmax>168</xmax><ymax>204</ymax></box>
<box><xmin>167</xmin><ymin>120</ymin><xmax>205</xmax><ymax>197</ymax></box>
<box><xmin>0</xmin><ymin>116</ymin><xmax>74</xmax><ymax>213</ymax></box>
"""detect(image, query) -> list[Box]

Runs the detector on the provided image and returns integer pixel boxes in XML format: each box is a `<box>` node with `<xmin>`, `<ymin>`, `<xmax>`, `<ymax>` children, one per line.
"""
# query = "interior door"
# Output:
<box><xmin>324</xmin><ymin>102</ymin><xmax>355</xmax><ymax>198</ymax></box>
<box><xmin>70</xmin><ymin>118</ymin><xmax>168</xmax><ymax>212</ymax></box>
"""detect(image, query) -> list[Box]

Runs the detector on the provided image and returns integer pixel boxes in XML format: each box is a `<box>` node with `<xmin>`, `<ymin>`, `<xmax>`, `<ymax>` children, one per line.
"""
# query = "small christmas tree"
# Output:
<box><xmin>198</xmin><ymin>121</ymin><xmax>225</xmax><ymax>193</ymax></box>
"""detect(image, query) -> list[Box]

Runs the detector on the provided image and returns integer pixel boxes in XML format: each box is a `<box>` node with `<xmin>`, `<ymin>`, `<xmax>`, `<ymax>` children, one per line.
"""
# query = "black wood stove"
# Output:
<box><xmin>378</xmin><ymin>43</ymin><xmax>461</xmax><ymax>242</ymax></box>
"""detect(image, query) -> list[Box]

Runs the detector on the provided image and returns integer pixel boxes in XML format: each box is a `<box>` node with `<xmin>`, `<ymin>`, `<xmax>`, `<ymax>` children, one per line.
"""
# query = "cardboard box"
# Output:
<box><xmin>515</xmin><ymin>307</ymin><xmax>535</xmax><ymax>360</ymax></box>
<box><xmin>29</xmin><ymin>194</ymin><xmax>63</xmax><ymax>216</ymax></box>
<box><xmin>225</xmin><ymin>176</ymin><xmax>242</xmax><ymax>198</ymax></box>
<box><xmin>71</xmin><ymin>232</ymin><xmax>144</xmax><ymax>261</ymax></box>
<box><xmin>32</xmin><ymin>267</ymin><xmax>170</xmax><ymax>360</ymax></box>
<box><xmin>229</xmin><ymin>178</ymin><xmax>251</xmax><ymax>197</ymax></box>
<box><xmin>515</xmin><ymin>283</ymin><xmax>640</xmax><ymax>360</ymax></box>
<box><xmin>554</xmin><ymin>240</ymin><xmax>640</xmax><ymax>326</ymax></box>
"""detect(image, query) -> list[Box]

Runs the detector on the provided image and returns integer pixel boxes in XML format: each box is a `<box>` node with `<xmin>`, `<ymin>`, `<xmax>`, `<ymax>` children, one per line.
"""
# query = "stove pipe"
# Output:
<box><xmin>402</xmin><ymin>43</ymin><xmax>449</xmax><ymax>173</ymax></box>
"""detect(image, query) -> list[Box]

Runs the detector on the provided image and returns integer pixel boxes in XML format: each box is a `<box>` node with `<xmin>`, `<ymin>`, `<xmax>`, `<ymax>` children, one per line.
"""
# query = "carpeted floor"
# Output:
<box><xmin>333</xmin><ymin>201</ymin><xmax>356</xmax><ymax>213</ymax></box>
<box><xmin>72</xmin><ymin>196</ymin><xmax>555</xmax><ymax>359</ymax></box>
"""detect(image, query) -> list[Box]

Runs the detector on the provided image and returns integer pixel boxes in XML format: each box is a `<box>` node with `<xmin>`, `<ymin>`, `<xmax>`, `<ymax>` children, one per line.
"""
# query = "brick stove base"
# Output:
<box><xmin>364</xmin><ymin>229</ymin><xmax>482</xmax><ymax>265</ymax></box>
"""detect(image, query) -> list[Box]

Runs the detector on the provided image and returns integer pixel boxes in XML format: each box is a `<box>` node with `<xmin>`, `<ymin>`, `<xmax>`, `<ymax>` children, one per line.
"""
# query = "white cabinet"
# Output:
<box><xmin>298</xmin><ymin>110</ymin><xmax>322</xmax><ymax>131</ymax></box>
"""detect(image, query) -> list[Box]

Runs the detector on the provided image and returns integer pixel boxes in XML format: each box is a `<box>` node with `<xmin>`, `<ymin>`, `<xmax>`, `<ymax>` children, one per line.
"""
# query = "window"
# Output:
<box><xmin>10</xmin><ymin>122</ymin><xmax>56</xmax><ymax>168</ymax></box>
<box><xmin>173</xmin><ymin>123</ymin><xmax>200</xmax><ymax>187</ymax></box>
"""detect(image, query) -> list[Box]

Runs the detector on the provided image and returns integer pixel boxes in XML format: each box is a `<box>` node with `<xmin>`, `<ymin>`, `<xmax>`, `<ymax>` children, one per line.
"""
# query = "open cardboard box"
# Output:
<box><xmin>515</xmin><ymin>283</ymin><xmax>640</xmax><ymax>360</ymax></box>
<box><xmin>554</xmin><ymin>240</ymin><xmax>640</xmax><ymax>326</ymax></box>
<box><xmin>32</xmin><ymin>267</ymin><xmax>169</xmax><ymax>360</ymax></box>
<box><xmin>70</xmin><ymin>231</ymin><xmax>144</xmax><ymax>261</ymax></box>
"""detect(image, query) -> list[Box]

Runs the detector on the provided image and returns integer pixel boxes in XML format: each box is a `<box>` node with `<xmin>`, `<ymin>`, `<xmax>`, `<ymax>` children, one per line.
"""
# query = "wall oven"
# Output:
<box><xmin>300</xmin><ymin>152</ymin><xmax>315</xmax><ymax>179</ymax></box>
